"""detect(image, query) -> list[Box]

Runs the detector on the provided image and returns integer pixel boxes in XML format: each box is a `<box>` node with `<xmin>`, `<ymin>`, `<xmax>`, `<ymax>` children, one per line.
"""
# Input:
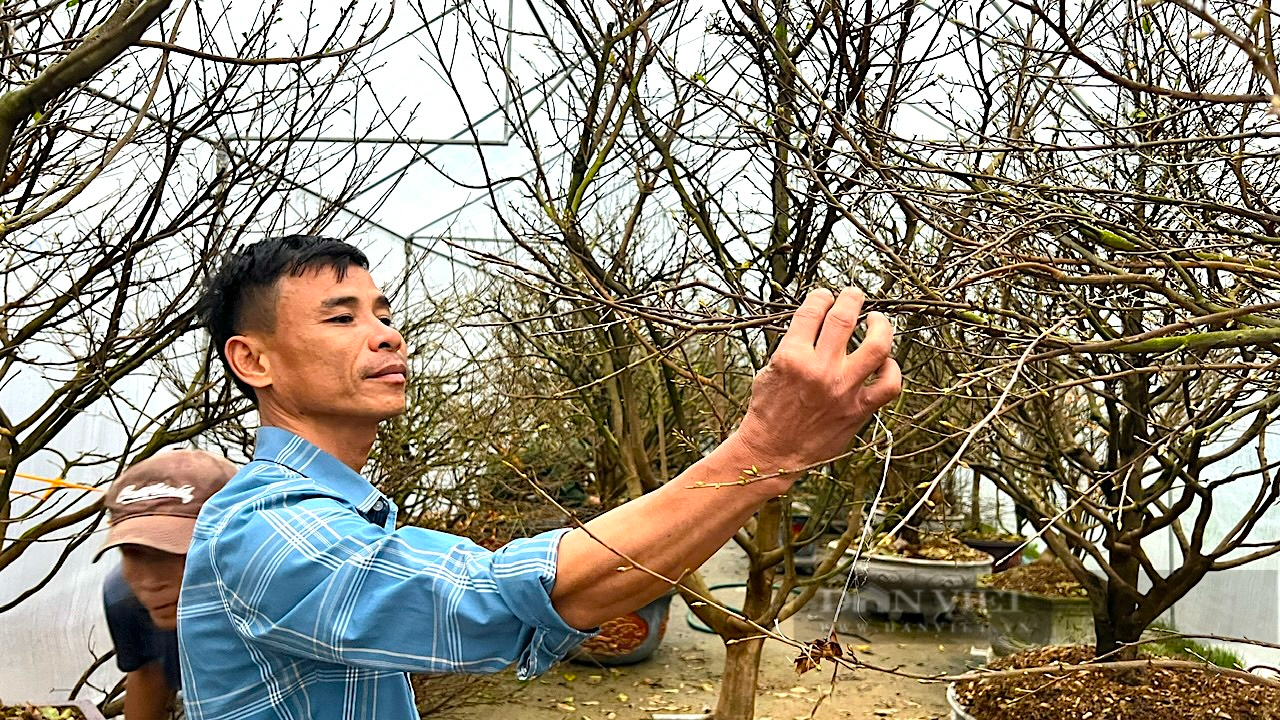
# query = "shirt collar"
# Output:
<box><xmin>253</xmin><ymin>427</ymin><xmax>383</xmax><ymax>513</ymax></box>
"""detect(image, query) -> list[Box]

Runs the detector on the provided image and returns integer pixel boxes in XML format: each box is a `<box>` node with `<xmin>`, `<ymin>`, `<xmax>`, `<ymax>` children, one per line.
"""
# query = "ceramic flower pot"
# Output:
<box><xmin>570</xmin><ymin>590</ymin><xmax>675</xmax><ymax>666</ymax></box>
<box><xmin>960</xmin><ymin>537</ymin><xmax>1024</xmax><ymax>573</ymax></box>
<box><xmin>835</xmin><ymin>549</ymin><xmax>993</xmax><ymax>628</ymax></box>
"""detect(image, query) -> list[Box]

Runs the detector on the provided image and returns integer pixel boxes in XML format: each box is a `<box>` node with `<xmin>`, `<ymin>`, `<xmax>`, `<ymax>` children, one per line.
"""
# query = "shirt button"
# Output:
<box><xmin>372</xmin><ymin>499</ymin><xmax>387</xmax><ymax>512</ymax></box>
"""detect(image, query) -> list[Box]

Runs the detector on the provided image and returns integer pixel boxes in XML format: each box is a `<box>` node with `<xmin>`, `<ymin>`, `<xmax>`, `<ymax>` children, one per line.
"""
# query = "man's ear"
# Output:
<box><xmin>225</xmin><ymin>335</ymin><xmax>273</xmax><ymax>392</ymax></box>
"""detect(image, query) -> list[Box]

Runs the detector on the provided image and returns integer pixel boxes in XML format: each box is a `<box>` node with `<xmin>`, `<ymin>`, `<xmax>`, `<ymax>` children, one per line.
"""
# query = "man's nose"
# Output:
<box><xmin>371</xmin><ymin>319</ymin><xmax>404</xmax><ymax>352</ymax></box>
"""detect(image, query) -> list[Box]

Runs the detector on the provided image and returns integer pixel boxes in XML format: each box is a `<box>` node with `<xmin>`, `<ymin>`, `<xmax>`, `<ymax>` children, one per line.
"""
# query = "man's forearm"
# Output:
<box><xmin>123</xmin><ymin>664</ymin><xmax>172</xmax><ymax>720</ymax></box>
<box><xmin>551</xmin><ymin>436</ymin><xmax>785</xmax><ymax>629</ymax></box>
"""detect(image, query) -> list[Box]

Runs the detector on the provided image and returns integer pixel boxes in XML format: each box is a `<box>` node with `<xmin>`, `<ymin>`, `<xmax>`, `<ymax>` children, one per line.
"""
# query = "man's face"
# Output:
<box><xmin>255</xmin><ymin>266</ymin><xmax>408</xmax><ymax>422</ymax></box>
<box><xmin>119</xmin><ymin>545</ymin><xmax>185</xmax><ymax>631</ymax></box>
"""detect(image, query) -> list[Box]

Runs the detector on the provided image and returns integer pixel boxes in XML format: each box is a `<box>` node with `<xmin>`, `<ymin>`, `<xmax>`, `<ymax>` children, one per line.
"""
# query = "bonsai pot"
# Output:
<box><xmin>983</xmin><ymin>587</ymin><xmax>1093</xmax><ymax>656</ymax></box>
<box><xmin>570</xmin><ymin>590</ymin><xmax>675</xmax><ymax>666</ymax></box>
<box><xmin>921</xmin><ymin>513</ymin><xmax>967</xmax><ymax>533</ymax></box>
<box><xmin>512</xmin><ymin>512</ymin><xmax>674</xmax><ymax>665</ymax></box>
<box><xmin>835</xmin><ymin>544</ymin><xmax>993</xmax><ymax>628</ymax></box>
<box><xmin>520</xmin><ymin>511</ymin><xmax>674</xmax><ymax>666</ymax></box>
<box><xmin>0</xmin><ymin>700</ymin><xmax>106</xmax><ymax>720</ymax></box>
<box><xmin>946</xmin><ymin>684</ymin><xmax>976</xmax><ymax>720</ymax></box>
<box><xmin>960</xmin><ymin>537</ymin><xmax>1024</xmax><ymax>573</ymax></box>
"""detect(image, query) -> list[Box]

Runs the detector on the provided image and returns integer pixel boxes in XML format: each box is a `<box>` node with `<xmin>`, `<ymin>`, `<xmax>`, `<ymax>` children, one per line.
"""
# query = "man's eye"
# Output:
<box><xmin>380</xmin><ymin>317</ymin><xmax>394</xmax><ymax>327</ymax></box>
<box><xmin>328</xmin><ymin>315</ymin><xmax>355</xmax><ymax>324</ymax></box>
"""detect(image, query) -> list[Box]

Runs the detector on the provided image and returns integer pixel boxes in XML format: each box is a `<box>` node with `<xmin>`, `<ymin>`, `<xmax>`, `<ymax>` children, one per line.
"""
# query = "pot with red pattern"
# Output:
<box><xmin>570</xmin><ymin>590</ymin><xmax>676</xmax><ymax>666</ymax></box>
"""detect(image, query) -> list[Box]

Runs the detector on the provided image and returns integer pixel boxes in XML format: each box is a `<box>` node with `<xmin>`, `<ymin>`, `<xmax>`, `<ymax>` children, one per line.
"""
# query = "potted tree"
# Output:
<box><xmin>930</xmin><ymin>0</ymin><xmax>1280</xmax><ymax>699</ymax></box>
<box><xmin>948</xmin><ymin>644</ymin><xmax>1272</xmax><ymax>720</ymax></box>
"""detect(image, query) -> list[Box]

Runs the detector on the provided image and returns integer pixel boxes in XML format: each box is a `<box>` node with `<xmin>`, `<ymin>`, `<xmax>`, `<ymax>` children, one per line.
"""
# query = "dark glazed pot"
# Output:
<box><xmin>960</xmin><ymin>537</ymin><xmax>1025</xmax><ymax>573</ymax></box>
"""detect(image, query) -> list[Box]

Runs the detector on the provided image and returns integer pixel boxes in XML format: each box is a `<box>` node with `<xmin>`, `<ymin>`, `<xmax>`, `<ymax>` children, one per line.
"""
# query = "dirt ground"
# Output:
<box><xmin>446</xmin><ymin>544</ymin><xmax>985</xmax><ymax>720</ymax></box>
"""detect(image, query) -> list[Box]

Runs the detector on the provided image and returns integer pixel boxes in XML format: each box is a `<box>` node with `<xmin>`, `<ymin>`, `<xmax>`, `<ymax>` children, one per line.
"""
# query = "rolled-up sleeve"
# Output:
<box><xmin>209</xmin><ymin>489</ymin><xmax>594</xmax><ymax>677</ymax></box>
<box><xmin>490</xmin><ymin>530</ymin><xmax>598</xmax><ymax>676</ymax></box>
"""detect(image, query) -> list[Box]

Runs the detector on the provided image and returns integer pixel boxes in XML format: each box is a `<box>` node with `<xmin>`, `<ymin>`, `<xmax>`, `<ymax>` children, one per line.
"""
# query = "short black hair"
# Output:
<box><xmin>200</xmin><ymin>235</ymin><xmax>370</xmax><ymax>401</ymax></box>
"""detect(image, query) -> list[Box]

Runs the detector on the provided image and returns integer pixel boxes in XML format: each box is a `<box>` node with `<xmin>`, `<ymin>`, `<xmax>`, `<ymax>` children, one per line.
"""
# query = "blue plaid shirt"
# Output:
<box><xmin>177</xmin><ymin>427</ymin><xmax>593</xmax><ymax>720</ymax></box>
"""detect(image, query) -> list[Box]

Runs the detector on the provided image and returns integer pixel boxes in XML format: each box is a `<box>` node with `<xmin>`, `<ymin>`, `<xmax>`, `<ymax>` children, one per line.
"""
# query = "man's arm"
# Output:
<box><xmin>552</xmin><ymin>288</ymin><xmax>901</xmax><ymax>628</ymax></box>
<box><xmin>123</xmin><ymin>662</ymin><xmax>172</xmax><ymax>720</ymax></box>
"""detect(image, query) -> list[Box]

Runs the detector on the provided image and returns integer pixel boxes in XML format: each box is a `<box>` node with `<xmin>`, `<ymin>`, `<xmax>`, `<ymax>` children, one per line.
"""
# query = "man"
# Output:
<box><xmin>178</xmin><ymin>235</ymin><xmax>900</xmax><ymax>720</ymax></box>
<box><xmin>97</xmin><ymin>450</ymin><xmax>236</xmax><ymax>720</ymax></box>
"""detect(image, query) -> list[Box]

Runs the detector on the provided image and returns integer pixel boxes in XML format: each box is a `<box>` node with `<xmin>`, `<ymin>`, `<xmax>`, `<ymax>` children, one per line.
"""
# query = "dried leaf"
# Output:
<box><xmin>793</xmin><ymin>630</ymin><xmax>846</xmax><ymax>675</ymax></box>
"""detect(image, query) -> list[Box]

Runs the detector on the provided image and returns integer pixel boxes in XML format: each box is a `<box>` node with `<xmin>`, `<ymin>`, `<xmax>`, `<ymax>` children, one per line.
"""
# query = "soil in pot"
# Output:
<box><xmin>0</xmin><ymin>705</ymin><xmax>87</xmax><ymax>720</ymax></box>
<box><xmin>953</xmin><ymin>645</ymin><xmax>1280</xmax><ymax>720</ymax></box>
<box><xmin>984</xmin><ymin>560</ymin><xmax>1086</xmax><ymax>598</ymax></box>
<box><xmin>874</xmin><ymin>533</ymin><xmax>992</xmax><ymax>562</ymax></box>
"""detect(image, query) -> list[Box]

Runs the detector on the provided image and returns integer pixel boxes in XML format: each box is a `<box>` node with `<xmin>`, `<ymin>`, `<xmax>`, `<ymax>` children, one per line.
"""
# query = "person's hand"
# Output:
<box><xmin>730</xmin><ymin>288</ymin><xmax>900</xmax><ymax>479</ymax></box>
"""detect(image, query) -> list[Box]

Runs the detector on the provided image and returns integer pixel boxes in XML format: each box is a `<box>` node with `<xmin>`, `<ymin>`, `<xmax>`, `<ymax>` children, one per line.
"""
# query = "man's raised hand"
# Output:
<box><xmin>731</xmin><ymin>288</ymin><xmax>901</xmax><ymax>482</ymax></box>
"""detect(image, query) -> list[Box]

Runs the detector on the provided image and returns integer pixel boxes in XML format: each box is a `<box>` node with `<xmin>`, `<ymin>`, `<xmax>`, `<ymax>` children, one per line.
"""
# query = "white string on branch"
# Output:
<box><xmin>828</xmin><ymin>413</ymin><xmax>894</xmax><ymax>635</ymax></box>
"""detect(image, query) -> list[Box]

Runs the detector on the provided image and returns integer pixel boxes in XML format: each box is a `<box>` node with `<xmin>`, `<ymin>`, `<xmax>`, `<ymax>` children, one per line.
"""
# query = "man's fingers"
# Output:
<box><xmin>844</xmin><ymin>356</ymin><xmax>903</xmax><ymax>423</ymax></box>
<box><xmin>780</xmin><ymin>289</ymin><xmax>836</xmax><ymax>350</ymax></box>
<box><xmin>843</xmin><ymin>311</ymin><xmax>894</xmax><ymax>381</ymax></box>
<box><xmin>814</xmin><ymin>288</ymin><xmax>866</xmax><ymax>360</ymax></box>
<box><xmin>862</xmin><ymin>356</ymin><xmax>903</xmax><ymax>409</ymax></box>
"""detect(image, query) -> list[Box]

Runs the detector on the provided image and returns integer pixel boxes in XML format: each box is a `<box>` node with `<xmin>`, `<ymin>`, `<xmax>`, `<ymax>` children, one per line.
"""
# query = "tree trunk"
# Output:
<box><xmin>1093</xmin><ymin>611</ymin><xmax>1118</xmax><ymax>658</ymax></box>
<box><xmin>0</xmin><ymin>434</ymin><xmax>11</xmax><ymax>555</ymax></box>
<box><xmin>969</xmin><ymin>467</ymin><xmax>981</xmax><ymax>532</ymax></box>
<box><xmin>1096</xmin><ymin>575</ymin><xmax>1142</xmax><ymax>659</ymax></box>
<box><xmin>1093</xmin><ymin>373</ymin><xmax>1147</xmax><ymax>661</ymax></box>
<box><xmin>715</xmin><ymin>637</ymin><xmax>765</xmax><ymax>720</ymax></box>
<box><xmin>712</xmin><ymin>503</ymin><xmax>781</xmax><ymax>719</ymax></box>
<box><xmin>1093</xmin><ymin>607</ymin><xmax>1143</xmax><ymax>660</ymax></box>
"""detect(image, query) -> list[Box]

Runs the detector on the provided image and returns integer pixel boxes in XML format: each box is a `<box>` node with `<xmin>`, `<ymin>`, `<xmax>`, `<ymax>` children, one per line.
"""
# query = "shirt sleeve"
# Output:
<box><xmin>103</xmin><ymin>567</ymin><xmax>159</xmax><ymax>674</ymax></box>
<box><xmin>208</xmin><ymin>488</ymin><xmax>594</xmax><ymax>677</ymax></box>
